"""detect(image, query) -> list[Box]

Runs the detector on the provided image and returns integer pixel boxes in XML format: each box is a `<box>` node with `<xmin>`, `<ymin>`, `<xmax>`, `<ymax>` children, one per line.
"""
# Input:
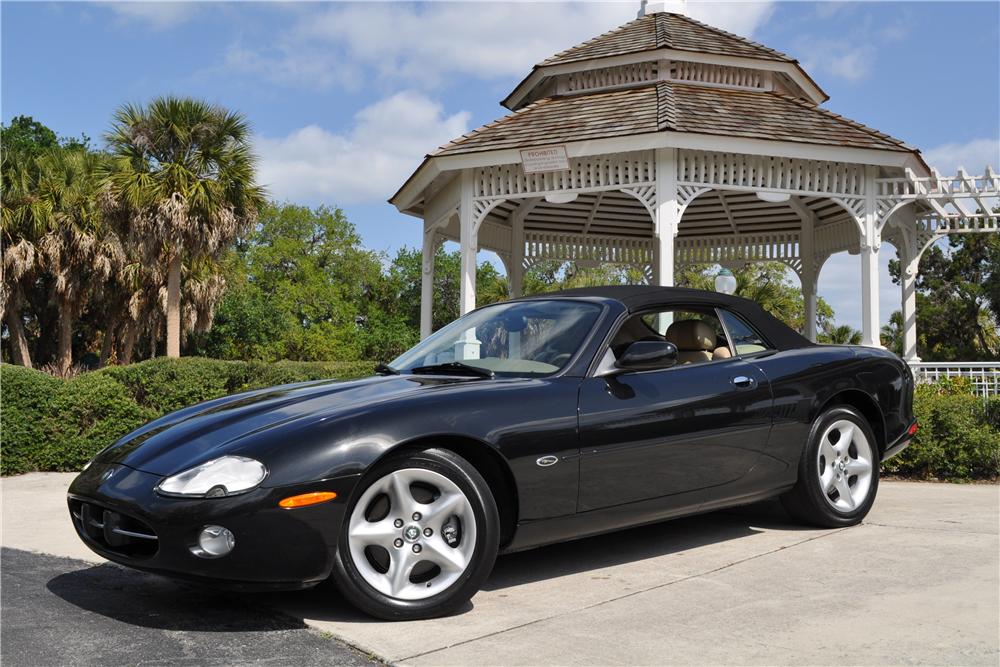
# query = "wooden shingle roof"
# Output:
<box><xmin>540</xmin><ymin>12</ymin><xmax>795</xmax><ymax>67</ymax></box>
<box><xmin>434</xmin><ymin>82</ymin><xmax>913</xmax><ymax>157</ymax></box>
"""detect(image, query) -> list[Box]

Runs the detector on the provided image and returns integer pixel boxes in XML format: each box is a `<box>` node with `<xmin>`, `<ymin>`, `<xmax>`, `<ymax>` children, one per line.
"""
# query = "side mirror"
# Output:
<box><xmin>615</xmin><ymin>340</ymin><xmax>678</xmax><ymax>371</ymax></box>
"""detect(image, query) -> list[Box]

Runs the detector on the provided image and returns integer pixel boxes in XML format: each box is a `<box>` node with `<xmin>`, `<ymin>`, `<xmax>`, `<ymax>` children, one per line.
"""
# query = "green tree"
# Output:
<box><xmin>35</xmin><ymin>148</ymin><xmax>121</xmax><ymax>373</ymax></box>
<box><xmin>195</xmin><ymin>203</ymin><xmax>383</xmax><ymax>362</ymax></box>
<box><xmin>889</xmin><ymin>234</ymin><xmax>1000</xmax><ymax>360</ymax></box>
<box><xmin>1</xmin><ymin>126</ymin><xmax>118</xmax><ymax>372</ymax></box>
<box><xmin>104</xmin><ymin>97</ymin><xmax>265</xmax><ymax>358</ymax></box>
<box><xmin>881</xmin><ymin>311</ymin><xmax>904</xmax><ymax>356</ymax></box>
<box><xmin>819</xmin><ymin>323</ymin><xmax>862</xmax><ymax>345</ymax></box>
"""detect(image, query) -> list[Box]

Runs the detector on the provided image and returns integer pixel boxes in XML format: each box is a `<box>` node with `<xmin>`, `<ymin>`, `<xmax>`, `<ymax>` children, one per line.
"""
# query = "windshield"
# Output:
<box><xmin>390</xmin><ymin>299</ymin><xmax>603</xmax><ymax>377</ymax></box>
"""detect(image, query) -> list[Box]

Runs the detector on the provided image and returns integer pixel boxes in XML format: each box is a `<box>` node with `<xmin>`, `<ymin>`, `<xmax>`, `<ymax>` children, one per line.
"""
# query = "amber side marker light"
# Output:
<box><xmin>908</xmin><ymin>422</ymin><xmax>919</xmax><ymax>436</ymax></box>
<box><xmin>279</xmin><ymin>491</ymin><xmax>338</xmax><ymax>509</ymax></box>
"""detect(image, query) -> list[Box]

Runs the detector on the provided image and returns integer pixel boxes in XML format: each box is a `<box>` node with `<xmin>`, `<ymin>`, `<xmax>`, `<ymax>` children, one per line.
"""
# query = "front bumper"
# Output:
<box><xmin>68</xmin><ymin>462</ymin><xmax>361</xmax><ymax>590</ymax></box>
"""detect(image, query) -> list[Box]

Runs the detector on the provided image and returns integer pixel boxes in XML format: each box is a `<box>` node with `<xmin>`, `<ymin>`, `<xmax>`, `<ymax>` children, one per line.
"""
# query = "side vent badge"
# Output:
<box><xmin>536</xmin><ymin>455</ymin><xmax>559</xmax><ymax>467</ymax></box>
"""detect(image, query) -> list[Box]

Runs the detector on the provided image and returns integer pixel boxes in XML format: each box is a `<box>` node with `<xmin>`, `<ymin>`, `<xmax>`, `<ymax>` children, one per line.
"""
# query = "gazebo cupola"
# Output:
<box><xmin>391</xmin><ymin>4</ymin><xmax>999</xmax><ymax>359</ymax></box>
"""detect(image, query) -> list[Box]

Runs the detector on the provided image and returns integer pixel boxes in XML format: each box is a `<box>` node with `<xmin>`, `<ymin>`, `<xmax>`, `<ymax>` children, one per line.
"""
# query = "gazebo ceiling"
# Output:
<box><xmin>435</xmin><ymin>81</ymin><xmax>913</xmax><ymax>158</ymax></box>
<box><xmin>481</xmin><ymin>188</ymin><xmax>863</xmax><ymax>241</ymax></box>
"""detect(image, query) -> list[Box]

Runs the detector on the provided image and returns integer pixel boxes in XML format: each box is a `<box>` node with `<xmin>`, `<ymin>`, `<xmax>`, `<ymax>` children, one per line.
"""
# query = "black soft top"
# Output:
<box><xmin>521</xmin><ymin>285</ymin><xmax>812</xmax><ymax>351</ymax></box>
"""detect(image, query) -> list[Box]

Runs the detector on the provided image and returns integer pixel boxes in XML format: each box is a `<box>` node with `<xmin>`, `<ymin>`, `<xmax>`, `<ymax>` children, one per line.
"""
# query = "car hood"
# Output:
<box><xmin>98</xmin><ymin>374</ymin><xmax>463</xmax><ymax>476</ymax></box>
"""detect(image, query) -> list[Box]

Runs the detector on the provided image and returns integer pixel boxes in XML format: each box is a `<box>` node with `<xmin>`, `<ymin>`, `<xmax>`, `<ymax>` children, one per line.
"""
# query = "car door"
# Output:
<box><xmin>577</xmin><ymin>307</ymin><xmax>773</xmax><ymax>512</ymax></box>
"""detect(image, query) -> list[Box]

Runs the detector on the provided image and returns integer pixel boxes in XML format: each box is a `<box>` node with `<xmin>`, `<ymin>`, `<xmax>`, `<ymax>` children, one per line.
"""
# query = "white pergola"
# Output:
<box><xmin>391</xmin><ymin>7</ymin><xmax>999</xmax><ymax>362</ymax></box>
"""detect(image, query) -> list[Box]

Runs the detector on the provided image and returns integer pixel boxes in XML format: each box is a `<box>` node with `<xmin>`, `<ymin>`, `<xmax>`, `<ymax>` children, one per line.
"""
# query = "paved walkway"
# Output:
<box><xmin>3</xmin><ymin>473</ymin><xmax>998</xmax><ymax>665</ymax></box>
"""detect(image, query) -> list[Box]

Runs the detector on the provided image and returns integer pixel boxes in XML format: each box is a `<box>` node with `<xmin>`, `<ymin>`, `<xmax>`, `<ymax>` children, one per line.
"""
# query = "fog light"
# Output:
<box><xmin>191</xmin><ymin>525</ymin><xmax>235</xmax><ymax>558</ymax></box>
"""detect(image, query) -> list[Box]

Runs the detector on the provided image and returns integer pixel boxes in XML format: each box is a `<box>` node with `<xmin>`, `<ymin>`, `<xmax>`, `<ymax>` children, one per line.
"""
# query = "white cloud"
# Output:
<box><xmin>817</xmin><ymin>245</ymin><xmax>900</xmax><ymax>331</ymax></box>
<box><xmin>104</xmin><ymin>1</ymin><xmax>198</xmax><ymax>29</ymax></box>
<box><xmin>922</xmin><ymin>138</ymin><xmax>1000</xmax><ymax>175</ymax></box>
<box><xmin>255</xmin><ymin>91</ymin><xmax>470</xmax><ymax>205</ymax></box>
<box><xmin>227</xmin><ymin>1</ymin><xmax>775</xmax><ymax>90</ymax></box>
<box><xmin>798</xmin><ymin>40</ymin><xmax>875</xmax><ymax>82</ymax></box>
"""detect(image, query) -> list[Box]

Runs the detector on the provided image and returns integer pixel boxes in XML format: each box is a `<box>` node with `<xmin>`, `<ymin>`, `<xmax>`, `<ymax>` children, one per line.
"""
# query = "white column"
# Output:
<box><xmin>420</xmin><ymin>227</ymin><xmax>437</xmax><ymax>339</ymax></box>
<box><xmin>509</xmin><ymin>202</ymin><xmax>526</xmax><ymax>298</ymax></box>
<box><xmin>459</xmin><ymin>170</ymin><xmax>477</xmax><ymax>315</ymax></box>
<box><xmin>859</xmin><ymin>166</ymin><xmax>881</xmax><ymax>348</ymax></box>
<box><xmin>654</xmin><ymin>147</ymin><xmax>679</xmax><ymax>286</ymax></box>
<box><xmin>900</xmin><ymin>247</ymin><xmax>920</xmax><ymax>361</ymax></box>
<box><xmin>896</xmin><ymin>210</ymin><xmax>921</xmax><ymax>361</ymax></box>
<box><xmin>795</xmin><ymin>198</ymin><xmax>819</xmax><ymax>342</ymax></box>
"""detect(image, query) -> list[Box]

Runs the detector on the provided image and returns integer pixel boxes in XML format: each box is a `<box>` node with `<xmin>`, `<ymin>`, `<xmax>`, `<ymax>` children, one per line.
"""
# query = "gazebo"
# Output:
<box><xmin>390</xmin><ymin>4</ymin><xmax>998</xmax><ymax>363</ymax></box>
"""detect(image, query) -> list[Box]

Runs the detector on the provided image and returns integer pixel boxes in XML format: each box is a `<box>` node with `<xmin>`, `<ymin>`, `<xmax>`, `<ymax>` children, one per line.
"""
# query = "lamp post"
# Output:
<box><xmin>715</xmin><ymin>268</ymin><xmax>737</xmax><ymax>295</ymax></box>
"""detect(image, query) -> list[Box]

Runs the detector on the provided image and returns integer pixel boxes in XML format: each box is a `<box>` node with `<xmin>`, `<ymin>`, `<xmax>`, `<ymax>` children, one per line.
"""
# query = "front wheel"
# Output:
<box><xmin>781</xmin><ymin>405</ymin><xmax>880</xmax><ymax>528</ymax></box>
<box><xmin>331</xmin><ymin>448</ymin><xmax>499</xmax><ymax>620</ymax></box>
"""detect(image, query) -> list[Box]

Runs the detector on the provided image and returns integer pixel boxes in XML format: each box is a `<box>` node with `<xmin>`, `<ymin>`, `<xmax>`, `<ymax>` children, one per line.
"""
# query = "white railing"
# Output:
<box><xmin>909</xmin><ymin>362</ymin><xmax>1000</xmax><ymax>398</ymax></box>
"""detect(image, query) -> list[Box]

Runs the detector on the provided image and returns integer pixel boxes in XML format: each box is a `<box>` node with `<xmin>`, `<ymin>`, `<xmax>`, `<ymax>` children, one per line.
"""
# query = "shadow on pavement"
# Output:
<box><xmin>46</xmin><ymin>560</ymin><xmax>307</xmax><ymax>632</ymax></box>
<box><xmin>486</xmin><ymin>499</ymin><xmax>800</xmax><ymax>591</ymax></box>
<box><xmin>46</xmin><ymin>499</ymin><xmax>806</xmax><ymax>628</ymax></box>
<box><xmin>259</xmin><ymin>499</ymin><xmax>805</xmax><ymax>624</ymax></box>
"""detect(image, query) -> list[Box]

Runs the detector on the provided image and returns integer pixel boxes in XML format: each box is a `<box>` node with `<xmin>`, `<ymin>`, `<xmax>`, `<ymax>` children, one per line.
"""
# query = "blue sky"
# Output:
<box><xmin>3</xmin><ymin>1</ymin><xmax>998</xmax><ymax>329</ymax></box>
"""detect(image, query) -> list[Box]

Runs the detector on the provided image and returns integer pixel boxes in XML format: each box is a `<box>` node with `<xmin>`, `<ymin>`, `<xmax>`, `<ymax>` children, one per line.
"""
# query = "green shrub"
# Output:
<box><xmin>42</xmin><ymin>372</ymin><xmax>155</xmax><ymax>472</ymax></box>
<box><xmin>3</xmin><ymin>360</ymin><xmax>996</xmax><ymax>480</ymax></box>
<box><xmin>0</xmin><ymin>365</ymin><xmax>61</xmax><ymax>475</ymax></box>
<box><xmin>0</xmin><ymin>358</ymin><xmax>375</xmax><ymax>475</ymax></box>
<box><xmin>882</xmin><ymin>378</ymin><xmax>1000</xmax><ymax>481</ymax></box>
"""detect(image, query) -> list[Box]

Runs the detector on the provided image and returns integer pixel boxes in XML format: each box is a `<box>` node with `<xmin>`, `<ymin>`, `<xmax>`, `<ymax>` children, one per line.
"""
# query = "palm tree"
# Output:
<box><xmin>103</xmin><ymin>97</ymin><xmax>264</xmax><ymax>358</ymax></box>
<box><xmin>819</xmin><ymin>323</ymin><xmax>862</xmax><ymax>345</ymax></box>
<box><xmin>1</xmin><ymin>147</ymin><xmax>46</xmax><ymax>367</ymax></box>
<box><xmin>37</xmin><ymin>147</ymin><xmax>122</xmax><ymax>373</ymax></box>
<box><xmin>881</xmin><ymin>311</ymin><xmax>904</xmax><ymax>356</ymax></box>
<box><xmin>2</xmin><ymin>146</ymin><xmax>119</xmax><ymax>372</ymax></box>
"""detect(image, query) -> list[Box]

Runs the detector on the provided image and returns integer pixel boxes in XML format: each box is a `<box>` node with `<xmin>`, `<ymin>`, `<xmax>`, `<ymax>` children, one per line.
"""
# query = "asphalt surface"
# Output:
<box><xmin>0</xmin><ymin>548</ymin><xmax>376</xmax><ymax>667</ymax></box>
<box><xmin>3</xmin><ymin>474</ymin><xmax>999</xmax><ymax>665</ymax></box>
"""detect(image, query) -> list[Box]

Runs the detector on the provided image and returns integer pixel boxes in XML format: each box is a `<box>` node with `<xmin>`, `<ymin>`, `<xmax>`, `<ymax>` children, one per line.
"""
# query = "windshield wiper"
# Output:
<box><xmin>374</xmin><ymin>363</ymin><xmax>400</xmax><ymax>376</ymax></box>
<box><xmin>410</xmin><ymin>362</ymin><xmax>495</xmax><ymax>379</ymax></box>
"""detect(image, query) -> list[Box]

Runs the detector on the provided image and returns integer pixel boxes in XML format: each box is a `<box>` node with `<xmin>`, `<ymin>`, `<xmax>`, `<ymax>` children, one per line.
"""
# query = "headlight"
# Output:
<box><xmin>156</xmin><ymin>456</ymin><xmax>267</xmax><ymax>498</ymax></box>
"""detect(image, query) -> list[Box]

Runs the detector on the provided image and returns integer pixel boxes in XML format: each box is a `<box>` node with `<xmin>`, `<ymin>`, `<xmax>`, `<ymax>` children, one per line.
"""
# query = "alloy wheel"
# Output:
<box><xmin>815</xmin><ymin>418</ymin><xmax>874</xmax><ymax>512</ymax></box>
<box><xmin>347</xmin><ymin>468</ymin><xmax>477</xmax><ymax>600</ymax></box>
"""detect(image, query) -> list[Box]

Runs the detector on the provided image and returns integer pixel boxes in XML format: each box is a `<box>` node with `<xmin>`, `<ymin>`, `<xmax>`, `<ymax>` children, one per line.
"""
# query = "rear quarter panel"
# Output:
<box><xmin>745</xmin><ymin>345</ymin><xmax>912</xmax><ymax>483</ymax></box>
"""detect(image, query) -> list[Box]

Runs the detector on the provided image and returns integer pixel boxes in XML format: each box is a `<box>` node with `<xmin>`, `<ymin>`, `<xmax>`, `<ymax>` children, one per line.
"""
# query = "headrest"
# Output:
<box><xmin>665</xmin><ymin>320</ymin><xmax>716</xmax><ymax>351</ymax></box>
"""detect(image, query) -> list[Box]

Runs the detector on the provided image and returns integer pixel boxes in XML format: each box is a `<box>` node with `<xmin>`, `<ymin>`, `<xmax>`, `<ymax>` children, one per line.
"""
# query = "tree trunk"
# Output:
<box><xmin>166</xmin><ymin>254</ymin><xmax>182</xmax><ymax>358</ymax></box>
<box><xmin>56</xmin><ymin>293</ymin><xmax>74</xmax><ymax>374</ymax></box>
<box><xmin>3</xmin><ymin>307</ymin><xmax>32</xmax><ymax>368</ymax></box>
<box><xmin>120</xmin><ymin>322</ymin><xmax>138</xmax><ymax>365</ymax></box>
<box><xmin>98</xmin><ymin>318</ymin><xmax>116</xmax><ymax>368</ymax></box>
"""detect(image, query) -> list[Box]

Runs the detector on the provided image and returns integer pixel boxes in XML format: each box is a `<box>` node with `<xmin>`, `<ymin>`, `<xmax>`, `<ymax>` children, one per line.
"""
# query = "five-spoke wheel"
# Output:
<box><xmin>782</xmin><ymin>405</ymin><xmax>880</xmax><ymax>527</ymax></box>
<box><xmin>347</xmin><ymin>468</ymin><xmax>477</xmax><ymax>600</ymax></box>
<box><xmin>332</xmin><ymin>448</ymin><xmax>499</xmax><ymax>620</ymax></box>
<box><xmin>815</xmin><ymin>418</ymin><xmax>874</xmax><ymax>512</ymax></box>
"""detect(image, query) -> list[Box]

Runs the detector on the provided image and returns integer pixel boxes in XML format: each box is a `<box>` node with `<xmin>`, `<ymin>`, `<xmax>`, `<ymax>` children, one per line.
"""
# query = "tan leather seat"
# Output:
<box><xmin>664</xmin><ymin>320</ymin><xmax>716</xmax><ymax>364</ymax></box>
<box><xmin>712</xmin><ymin>346</ymin><xmax>732</xmax><ymax>360</ymax></box>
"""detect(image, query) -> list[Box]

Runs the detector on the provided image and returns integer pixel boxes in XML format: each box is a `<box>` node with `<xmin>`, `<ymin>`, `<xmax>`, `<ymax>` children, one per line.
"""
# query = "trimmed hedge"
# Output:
<box><xmin>0</xmin><ymin>358</ymin><xmax>376</xmax><ymax>475</ymax></box>
<box><xmin>1</xmin><ymin>361</ymin><xmax>997</xmax><ymax>480</ymax></box>
<box><xmin>882</xmin><ymin>378</ymin><xmax>999</xmax><ymax>481</ymax></box>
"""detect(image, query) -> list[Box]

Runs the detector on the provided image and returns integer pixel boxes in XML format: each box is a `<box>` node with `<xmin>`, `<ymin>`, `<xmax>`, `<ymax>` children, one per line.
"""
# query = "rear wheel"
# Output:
<box><xmin>781</xmin><ymin>406</ymin><xmax>879</xmax><ymax>527</ymax></box>
<box><xmin>331</xmin><ymin>448</ymin><xmax>499</xmax><ymax>620</ymax></box>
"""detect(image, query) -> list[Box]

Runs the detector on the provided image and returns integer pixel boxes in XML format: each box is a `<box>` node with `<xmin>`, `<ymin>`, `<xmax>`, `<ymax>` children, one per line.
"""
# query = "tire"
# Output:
<box><xmin>331</xmin><ymin>448</ymin><xmax>500</xmax><ymax>620</ymax></box>
<box><xmin>781</xmin><ymin>405</ymin><xmax>880</xmax><ymax>528</ymax></box>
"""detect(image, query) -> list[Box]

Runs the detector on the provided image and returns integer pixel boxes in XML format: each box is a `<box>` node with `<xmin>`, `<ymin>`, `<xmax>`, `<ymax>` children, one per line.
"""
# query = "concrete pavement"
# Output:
<box><xmin>3</xmin><ymin>473</ymin><xmax>998</xmax><ymax>665</ymax></box>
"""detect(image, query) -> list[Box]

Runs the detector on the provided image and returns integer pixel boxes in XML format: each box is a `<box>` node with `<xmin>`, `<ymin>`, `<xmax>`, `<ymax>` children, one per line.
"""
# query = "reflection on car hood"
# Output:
<box><xmin>97</xmin><ymin>375</ymin><xmax>459</xmax><ymax>475</ymax></box>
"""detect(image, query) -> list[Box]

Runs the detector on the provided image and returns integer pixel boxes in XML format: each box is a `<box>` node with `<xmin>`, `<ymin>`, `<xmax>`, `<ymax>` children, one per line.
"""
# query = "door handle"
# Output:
<box><xmin>732</xmin><ymin>375</ymin><xmax>756</xmax><ymax>389</ymax></box>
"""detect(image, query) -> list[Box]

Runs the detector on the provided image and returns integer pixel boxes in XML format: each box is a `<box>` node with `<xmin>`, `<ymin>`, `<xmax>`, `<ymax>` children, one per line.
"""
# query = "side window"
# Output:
<box><xmin>611</xmin><ymin>307</ymin><xmax>732</xmax><ymax>367</ymax></box>
<box><xmin>719</xmin><ymin>310</ymin><xmax>772</xmax><ymax>355</ymax></box>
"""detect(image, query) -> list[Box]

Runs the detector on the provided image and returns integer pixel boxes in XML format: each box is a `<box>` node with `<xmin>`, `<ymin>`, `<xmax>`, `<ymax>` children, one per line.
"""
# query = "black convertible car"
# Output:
<box><xmin>69</xmin><ymin>286</ymin><xmax>916</xmax><ymax>620</ymax></box>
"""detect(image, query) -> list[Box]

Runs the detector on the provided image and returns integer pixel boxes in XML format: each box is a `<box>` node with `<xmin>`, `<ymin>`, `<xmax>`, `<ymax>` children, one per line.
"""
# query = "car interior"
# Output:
<box><xmin>609</xmin><ymin>309</ymin><xmax>732</xmax><ymax>366</ymax></box>
<box><xmin>606</xmin><ymin>307</ymin><xmax>770</xmax><ymax>369</ymax></box>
